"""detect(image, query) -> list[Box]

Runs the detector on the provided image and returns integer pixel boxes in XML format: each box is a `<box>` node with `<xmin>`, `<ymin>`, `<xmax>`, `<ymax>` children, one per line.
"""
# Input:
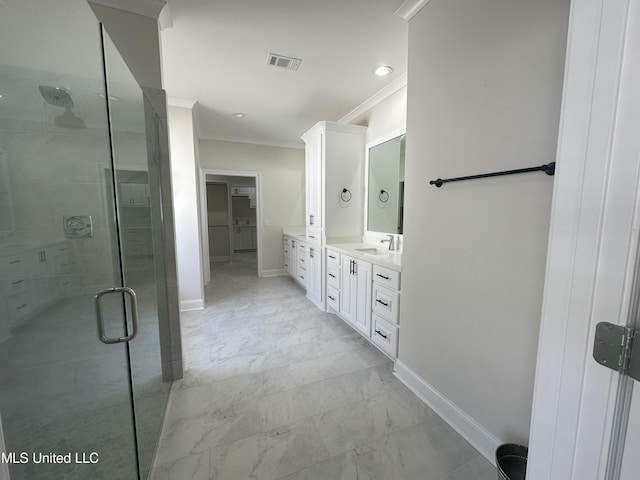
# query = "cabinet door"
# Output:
<box><xmin>290</xmin><ymin>240</ymin><xmax>298</xmax><ymax>277</ymax></box>
<box><xmin>119</xmin><ymin>183</ymin><xmax>135</xmax><ymax>205</ymax></box>
<box><xmin>305</xmin><ymin>132</ymin><xmax>322</xmax><ymax>228</ymax></box>
<box><xmin>340</xmin><ymin>255</ymin><xmax>356</xmax><ymax>324</ymax></box>
<box><xmin>353</xmin><ymin>260</ymin><xmax>372</xmax><ymax>336</ymax></box>
<box><xmin>134</xmin><ymin>183</ymin><xmax>150</xmax><ymax>206</ymax></box>
<box><xmin>27</xmin><ymin>249</ymin><xmax>48</xmax><ymax>277</ymax></box>
<box><xmin>119</xmin><ymin>183</ymin><xmax>149</xmax><ymax>206</ymax></box>
<box><xmin>307</xmin><ymin>245</ymin><xmax>322</xmax><ymax>301</ymax></box>
<box><xmin>233</xmin><ymin>227</ymin><xmax>242</xmax><ymax>250</ymax></box>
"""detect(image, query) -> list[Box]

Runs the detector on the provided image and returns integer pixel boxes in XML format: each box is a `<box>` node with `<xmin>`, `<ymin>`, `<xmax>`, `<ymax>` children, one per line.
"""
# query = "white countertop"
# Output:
<box><xmin>282</xmin><ymin>230</ymin><xmax>311</xmax><ymax>242</ymax></box>
<box><xmin>326</xmin><ymin>242</ymin><xmax>402</xmax><ymax>272</ymax></box>
<box><xmin>283</xmin><ymin>230</ymin><xmax>402</xmax><ymax>271</ymax></box>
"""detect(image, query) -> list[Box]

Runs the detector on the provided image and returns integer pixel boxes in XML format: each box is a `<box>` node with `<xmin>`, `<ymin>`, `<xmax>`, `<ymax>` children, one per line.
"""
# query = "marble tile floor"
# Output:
<box><xmin>150</xmin><ymin>253</ymin><xmax>496</xmax><ymax>480</ymax></box>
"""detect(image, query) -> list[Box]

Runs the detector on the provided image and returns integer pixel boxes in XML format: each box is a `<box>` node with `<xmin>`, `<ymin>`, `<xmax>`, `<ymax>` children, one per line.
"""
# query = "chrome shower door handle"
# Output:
<box><xmin>94</xmin><ymin>287</ymin><xmax>139</xmax><ymax>344</ymax></box>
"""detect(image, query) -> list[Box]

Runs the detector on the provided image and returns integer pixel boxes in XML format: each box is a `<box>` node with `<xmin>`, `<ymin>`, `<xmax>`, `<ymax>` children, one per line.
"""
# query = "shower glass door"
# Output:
<box><xmin>0</xmin><ymin>2</ymin><xmax>171</xmax><ymax>479</ymax></box>
<box><xmin>101</xmin><ymin>29</ymin><xmax>173</xmax><ymax>480</ymax></box>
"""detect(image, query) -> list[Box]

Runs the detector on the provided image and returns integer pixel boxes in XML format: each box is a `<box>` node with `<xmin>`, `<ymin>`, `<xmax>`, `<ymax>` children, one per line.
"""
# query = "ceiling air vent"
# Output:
<box><xmin>266</xmin><ymin>53</ymin><xmax>302</xmax><ymax>71</ymax></box>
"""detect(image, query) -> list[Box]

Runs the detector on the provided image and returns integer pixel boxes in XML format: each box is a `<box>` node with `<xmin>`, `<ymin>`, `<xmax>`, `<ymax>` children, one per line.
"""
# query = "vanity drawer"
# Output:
<box><xmin>297</xmin><ymin>268</ymin><xmax>307</xmax><ymax>286</ymax></box>
<box><xmin>372</xmin><ymin>283</ymin><xmax>400</xmax><ymax>324</ymax></box>
<box><xmin>326</xmin><ymin>285</ymin><xmax>340</xmax><ymax>311</ymax></box>
<box><xmin>306</xmin><ymin>227</ymin><xmax>322</xmax><ymax>245</ymax></box>
<box><xmin>371</xmin><ymin>313</ymin><xmax>398</xmax><ymax>358</ymax></box>
<box><xmin>284</xmin><ymin>236</ymin><xmax>291</xmax><ymax>248</ymax></box>
<box><xmin>326</xmin><ymin>249</ymin><xmax>340</xmax><ymax>266</ymax></box>
<box><xmin>1</xmin><ymin>254</ymin><xmax>26</xmax><ymax>279</ymax></box>
<box><xmin>4</xmin><ymin>277</ymin><xmax>28</xmax><ymax>296</ymax></box>
<box><xmin>372</xmin><ymin>265</ymin><xmax>400</xmax><ymax>290</ymax></box>
<box><xmin>327</xmin><ymin>263</ymin><xmax>340</xmax><ymax>289</ymax></box>
<box><xmin>7</xmin><ymin>291</ymin><xmax>33</xmax><ymax>327</ymax></box>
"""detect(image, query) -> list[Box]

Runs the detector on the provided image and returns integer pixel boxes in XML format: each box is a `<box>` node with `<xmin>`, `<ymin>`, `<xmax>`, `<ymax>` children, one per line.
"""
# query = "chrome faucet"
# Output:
<box><xmin>381</xmin><ymin>234</ymin><xmax>395</xmax><ymax>251</ymax></box>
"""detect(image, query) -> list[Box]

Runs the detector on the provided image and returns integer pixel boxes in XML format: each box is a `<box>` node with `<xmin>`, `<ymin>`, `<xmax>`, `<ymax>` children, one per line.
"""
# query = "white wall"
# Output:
<box><xmin>168</xmin><ymin>104</ymin><xmax>204</xmax><ymax>310</ymax></box>
<box><xmin>352</xmin><ymin>85</ymin><xmax>407</xmax><ymax>144</ymax></box>
<box><xmin>89</xmin><ymin>2</ymin><xmax>163</xmax><ymax>89</ymax></box>
<box><xmin>397</xmin><ymin>0</ymin><xmax>569</xmax><ymax>455</ymax></box>
<box><xmin>198</xmin><ymin>139</ymin><xmax>304</xmax><ymax>274</ymax></box>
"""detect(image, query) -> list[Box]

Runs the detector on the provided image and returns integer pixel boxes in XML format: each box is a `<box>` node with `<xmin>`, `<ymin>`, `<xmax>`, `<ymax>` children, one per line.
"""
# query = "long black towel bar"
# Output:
<box><xmin>429</xmin><ymin>162</ymin><xmax>555</xmax><ymax>188</ymax></box>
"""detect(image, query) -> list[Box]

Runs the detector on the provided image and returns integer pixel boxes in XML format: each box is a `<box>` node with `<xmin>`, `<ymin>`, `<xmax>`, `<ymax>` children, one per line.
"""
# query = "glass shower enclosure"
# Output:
<box><xmin>0</xmin><ymin>1</ymin><xmax>176</xmax><ymax>479</ymax></box>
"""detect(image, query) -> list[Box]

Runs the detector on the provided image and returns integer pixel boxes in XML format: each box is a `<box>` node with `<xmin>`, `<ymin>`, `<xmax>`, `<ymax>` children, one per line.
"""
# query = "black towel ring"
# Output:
<box><xmin>379</xmin><ymin>190</ymin><xmax>389</xmax><ymax>202</ymax></box>
<box><xmin>341</xmin><ymin>188</ymin><xmax>352</xmax><ymax>202</ymax></box>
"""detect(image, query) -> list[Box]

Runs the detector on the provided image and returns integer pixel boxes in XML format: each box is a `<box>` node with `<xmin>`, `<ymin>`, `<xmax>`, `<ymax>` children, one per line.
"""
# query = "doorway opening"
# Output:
<box><xmin>199</xmin><ymin>170</ymin><xmax>262</xmax><ymax>285</ymax></box>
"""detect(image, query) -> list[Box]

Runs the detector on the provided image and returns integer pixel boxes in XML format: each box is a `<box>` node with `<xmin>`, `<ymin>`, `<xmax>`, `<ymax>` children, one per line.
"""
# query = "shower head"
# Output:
<box><xmin>55</xmin><ymin>108</ymin><xmax>86</xmax><ymax>129</ymax></box>
<box><xmin>39</xmin><ymin>85</ymin><xmax>85</xmax><ymax>129</ymax></box>
<box><xmin>38</xmin><ymin>85</ymin><xmax>74</xmax><ymax>108</ymax></box>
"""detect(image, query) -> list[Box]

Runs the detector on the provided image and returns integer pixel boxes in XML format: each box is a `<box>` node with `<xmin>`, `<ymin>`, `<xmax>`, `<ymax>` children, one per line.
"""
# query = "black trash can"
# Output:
<box><xmin>496</xmin><ymin>443</ymin><xmax>528</xmax><ymax>480</ymax></box>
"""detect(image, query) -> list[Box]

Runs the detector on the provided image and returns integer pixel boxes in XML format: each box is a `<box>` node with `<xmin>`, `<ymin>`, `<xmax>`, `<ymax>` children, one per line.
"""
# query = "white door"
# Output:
<box><xmin>527</xmin><ymin>0</ymin><xmax>640</xmax><ymax>478</ymax></box>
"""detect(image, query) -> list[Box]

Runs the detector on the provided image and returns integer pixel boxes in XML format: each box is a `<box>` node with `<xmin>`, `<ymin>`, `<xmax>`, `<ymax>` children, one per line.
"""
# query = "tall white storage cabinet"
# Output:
<box><xmin>301</xmin><ymin>121</ymin><xmax>367</xmax><ymax>310</ymax></box>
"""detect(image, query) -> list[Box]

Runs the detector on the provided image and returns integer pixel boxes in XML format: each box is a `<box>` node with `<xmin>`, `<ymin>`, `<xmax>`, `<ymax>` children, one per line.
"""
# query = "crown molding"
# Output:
<box><xmin>198</xmin><ymin>134</ymin><xmax>304</xmax><ymax>150</ymax></box>
<box><xmin>394</xmin><ymin>0</ymin><xmax>432</xmax><ymax>22</ymax></box>
<box><xmin>158</xmin><ymin>3</ymin><xmax>173</xmax><ymax>30</ymax></box>
<box><xmin>167</xmin><ymin>97</ymin><xmax>198</xmax><ymax>109</ymax></box>
<box><xmin>338</xmin><ymin>72</ymin><xmax>407</xmax><ymax>125</ymax></box>
<box><xmin>88</xmin><ymin>0</ymin><xmax>167</xmax><ymax>19</ymax></box>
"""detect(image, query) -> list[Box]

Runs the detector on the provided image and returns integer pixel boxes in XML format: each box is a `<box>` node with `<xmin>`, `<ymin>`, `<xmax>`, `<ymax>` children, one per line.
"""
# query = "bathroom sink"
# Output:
<box><xmin>355</xmin><ymin>247</ymin><xmax>388</xmax><ymax>256</ymax></box>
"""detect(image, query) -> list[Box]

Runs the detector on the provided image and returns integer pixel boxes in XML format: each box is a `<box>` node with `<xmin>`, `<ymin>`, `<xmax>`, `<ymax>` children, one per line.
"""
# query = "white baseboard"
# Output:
<box><xmin>262</xmin><ymin>268</ymin><xmax>287</xmax><ymax>277</ymax></box>
<box><xmin>180</xmin><ymin>299</ymin><xmax>205</xmax><ymax>311</ymax></box>
<box><xmin>394</xmin><ymin>360</ymin><xmax>500</xmax><ymax>465</ymax></box>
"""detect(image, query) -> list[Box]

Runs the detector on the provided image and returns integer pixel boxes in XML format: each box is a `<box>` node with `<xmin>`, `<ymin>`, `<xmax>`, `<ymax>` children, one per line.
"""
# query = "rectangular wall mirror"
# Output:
<box><xmin>367</xmin><ymin>133</ymin><xmax>405</xmax><ymax>235</ymax></box>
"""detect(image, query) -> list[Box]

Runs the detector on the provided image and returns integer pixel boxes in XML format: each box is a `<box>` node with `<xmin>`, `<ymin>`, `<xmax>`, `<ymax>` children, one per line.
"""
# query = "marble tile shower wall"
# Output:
<box><xmin>0</xmin><ymin>122</ymin><xmax>148</xmax><ymax>295</ymax></box>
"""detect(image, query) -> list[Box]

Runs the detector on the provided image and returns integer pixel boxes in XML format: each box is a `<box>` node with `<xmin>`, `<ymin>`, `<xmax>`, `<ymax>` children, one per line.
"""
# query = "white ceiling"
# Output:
<box><xmin>160</xmin><ymin>0</ymin><xmax>408</xmax><ymax>148</ymax></box>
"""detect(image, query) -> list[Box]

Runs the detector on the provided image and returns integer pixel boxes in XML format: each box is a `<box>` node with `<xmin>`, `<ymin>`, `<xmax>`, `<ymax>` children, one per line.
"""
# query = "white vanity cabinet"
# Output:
<box><xmin>306</xmin><ymin>243</ymin><xmax>322</xmax><ymax>307</ymax></box>
<box><xmin>325</xmin><ymin>247</ymin><xmax>401</xmax><ymax>359</ymax></box>
<box><xmin>301</xmin><ymin>121</ymin><xmax>367</xmax><ymax>238</ymax></box>
<box><xmin>297</xmin><ymin>241</ymin><xmax>308</xmax><ymax>286</ymax></box>
<box><xmin>370</xmin><ymin>264</ymin><xmax>401</xmax><ymax>358</ymax></box>
<box><xmin>301</xmin><ymin>121</ymin><xmax>367</xmax><ymax>312</ymax></box>
<box><xmin>340</xmin><ymin>254</ymin><xmax>372</xmax><ymax>337</ymax></box>
<box><xmin>325</xmin><ymin>248</ymin><xmax>341</xmax><ymax>312</ymax></box>
<box><xmin>119</xmin><ymin>182</ymin><xmax>150</xmax><ymax>206</ymax></box>
<box><xmin>285</xmin><ymin>236</ymin><xmax>299</xmax><ymax>279</ymax></box>
<box><xmin>0</xmin><ymin>241</ymin><xmax>70</xmax><ymax>334</ymax></box>
<box><xmin>283</xmin><ymin>236</ymin><xmax>291</xmax><ymax>274</ymax></box>
<box><xmin>304</xmin><ymin>132</ymin><xmax>322</xmax><ymax>229</ymax></box>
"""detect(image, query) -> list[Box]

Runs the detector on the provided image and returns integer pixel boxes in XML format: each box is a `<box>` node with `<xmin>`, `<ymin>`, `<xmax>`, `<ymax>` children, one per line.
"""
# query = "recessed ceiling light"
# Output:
<box><xmin>374</xmin><ymin>66</ymin><xmax>393</xmax><ymax>77</ymax></box>
<box><xmin>232</xmin><ymin>113</ymin><xmax>245</xmax><ymax>119</ymax></box>
<box><xmin>0</xmin><ymin>94</ymin><xmax>3</xmax><ymax>99</ymax></box>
